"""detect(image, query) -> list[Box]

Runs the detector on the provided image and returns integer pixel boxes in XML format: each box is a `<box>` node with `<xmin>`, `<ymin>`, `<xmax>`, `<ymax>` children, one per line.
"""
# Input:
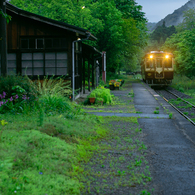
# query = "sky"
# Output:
<box><xmin>135</xmin><ymin>0</ymin><xmax>189</xmax><ymax>23</ymax></box>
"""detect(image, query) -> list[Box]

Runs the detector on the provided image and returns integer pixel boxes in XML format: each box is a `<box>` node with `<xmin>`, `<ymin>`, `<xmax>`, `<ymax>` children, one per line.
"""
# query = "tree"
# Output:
<box><xmin>161</xmin><ymin>8</ymin><xmax>195</xmax><ymax>78</ymax></box>
<box><xmin>177</xmin><ymin>8</ymin><xmax>195</xmax><ymax>32</ymax></box>
<box><xmin>150</xmin><ymin>21</ymin><xmax>176</xmax><ymax>45</ymax></box>
<box><xmin>10</xmin><ymin>0</ymin><xmax>148</xmax><ymax>73</ymax></box>
<box><xmin>162</xmin><ymin>30</ymin><xmax>195</xmax><ymax>78</ymax></box>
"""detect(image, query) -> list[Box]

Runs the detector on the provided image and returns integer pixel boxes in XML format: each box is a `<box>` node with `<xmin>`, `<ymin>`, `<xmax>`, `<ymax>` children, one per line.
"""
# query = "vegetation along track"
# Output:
<box><xmin>154</xmin><ymin>87</ymin><xmax>195</xmax><ymax>125</ymax></box>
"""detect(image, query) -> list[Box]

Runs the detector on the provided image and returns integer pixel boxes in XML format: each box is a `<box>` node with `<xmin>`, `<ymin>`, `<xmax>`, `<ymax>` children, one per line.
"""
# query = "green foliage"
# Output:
<box><xmin>0</xmin><ymin>76</ymin><xmax>38</xmax><ymax>114</ymax></box>
<box><xmin>169</xmin><ymin>113</ymin><xmax>173</xmax><ymax>119</ymax></box>
<box><xmin>162</xmin><ymin>29</ymin><xmax>195</xmax><ymax>78</ymax></box>
<box><xmin>176</xmin><ymin>9</ymin><xmax>195</xmax><ymax>32</ymax></box>
<box><xmin>0</xmin><ymin>75</ymin><xmax>37</xmax><ymax>101</ymax></box>
<box><xmin>139</xmin><ymin>190</ymin><xmax>151</xmax><ymax>195</ymax></box>
<box><xmin>150</xmin><ymin>21</ymin><xmax>176</xmax><ymax>43</ymax></box>
<box><xmin>153</xmin><ymin>110</ymin><xmax>159</xmax><ymax>114</ymax></box>
<box><xmin>0</xmin><ymin>9</ymin><xmax>12</xmax><ymax>23</ymax></box>
<box><xmin>0</xmin><ymin>110</ymin><xmax>106</xmax><ymax>194</ymax></box>
<box><xmin>171</xmin><ymin>74</ymin><xmax>195</xmax><ymax>98</ymax></box>
<box><xmin>147</xmin><ymin>21</ymin><xmax>176</xmax><ymax>52</ymax></box>
<box><xmin>39</xmin><ymin>94</ymin><xmax>72</xmax><ymax>114</ymax></box>
<box><xmin>88</xmin><ymin>87</ymin><xmax>113</xmax><ymax>104</ymax></box>
<box><xmin>10</xmin><ymin>0</ymin><xmax>148</xmax><ymax>73</ymax></box>
<box><xmin>34</xmin><ymin>76</ymin><xmax>72</xmax><ymax>97</ymax></box>
<box><xmin>162</xmin><ymin>9</ymin><xmax>195</xmax><ymax>78</ymax></box>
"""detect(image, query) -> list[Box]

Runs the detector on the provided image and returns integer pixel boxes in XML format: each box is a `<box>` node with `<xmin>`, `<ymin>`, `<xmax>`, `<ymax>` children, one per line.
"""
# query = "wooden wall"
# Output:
<box><xmin>6</xmin><ymin>11</ymin><xmax>74</xmax><ymax>51</ymax></box>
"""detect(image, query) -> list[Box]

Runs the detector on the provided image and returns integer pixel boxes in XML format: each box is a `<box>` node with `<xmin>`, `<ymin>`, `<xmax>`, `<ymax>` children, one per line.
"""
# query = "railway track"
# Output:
<box><xmin>154</xmin><ymin>88</ymin><xmax>195</xmax><ymax>125</ymax></box>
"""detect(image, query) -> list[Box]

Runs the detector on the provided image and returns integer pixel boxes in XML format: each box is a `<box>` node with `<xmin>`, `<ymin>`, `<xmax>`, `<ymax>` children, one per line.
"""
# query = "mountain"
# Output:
<box><xmin>151</xmin><ymin>0</ymin><xmax>195</xmax><ymax>31</ymax></box>
<box><xmin>147</xmin><ymin>22</ymin><xmax>157</xmax><ymax>33</ymax></box>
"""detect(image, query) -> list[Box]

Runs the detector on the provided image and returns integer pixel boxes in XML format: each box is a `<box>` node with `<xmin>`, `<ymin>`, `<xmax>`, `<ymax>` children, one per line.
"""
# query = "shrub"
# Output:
<box><xmin>88</xmin><ymin>88</ymin><xmax>113</xmax><ymax>104</ymax></box>
<box><xmin>0</xmin><ymin>75</ymin><xmax>37</xmax><ymax>102</ymax></box>
<box><xmin>39</xmin><ymin>94</ymin><xmax>72</xmax><ymax>114</ymax></box>
<box><xmin>0</xmin><ymin>90</ymin><xmax>33</xmax><ymax>114</ymax></box>
<box><xmin>34</xmin><ymin>76</ymin><xmax>72</xmax><ymax>97</ymax></box>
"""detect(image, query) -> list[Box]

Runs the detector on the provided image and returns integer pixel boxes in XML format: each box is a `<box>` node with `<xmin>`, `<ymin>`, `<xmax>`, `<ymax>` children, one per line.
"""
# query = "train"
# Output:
<box><xmin>141</xmin><ymin>51</ymin><xmax>174</xmax><ymax>86</ymax></box>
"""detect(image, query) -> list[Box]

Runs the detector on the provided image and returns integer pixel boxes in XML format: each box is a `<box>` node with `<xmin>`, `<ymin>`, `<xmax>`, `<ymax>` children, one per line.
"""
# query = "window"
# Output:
<box><xmin>56</xmin><ymin>52</ymin><xmax>67</xmax><ymax>75</ymax></box>
<box><xmin>45</xmin><ymin>52</ymin><xmax>68</xmax><ymax>75</ymax></box>
<box><xmin>53</xmin><ymin>38</ymin><xmax>60</xmax><ymax>48</ymax></box>
<box><xmin>45</xmin><ymin>52</ymin><xmax>55</xmax><ymax>75</ymax></box>
<box><xmin>8</xmin><ymin>53</ymin><xmax>17</xmax><ymax>75</ymax></box>
<box><xmin>45</xmin><ymin>39</ymin><xmax>52</xmax><ymax>49</ymax></box>
<box><xmin>37</xmin><ymin>39</ymin><xmax>44</xmax><ymax>49</ymax></box>
<box><xmin>156</xmin><ymin>58</ymin><xmax>163</xmax><ymax>68</ymax></box>
<box><xmin>22</xmin><ymin>53</ymin><xmax>33</xmax><ymax>75</ymax></box>
<box><xmin>21</xmin><ymin>38</ymin><xmax>67</xmax><ymax>50</ymax></box>
<box><xmin>146</xmin><ymin>59</ymin><xmax>154</xmax><ymax>68</ymax></box>
<box><xmin>33</xmin><ymin>53</ymin><xmax>44</xmax><ymax>75</ymax></box>
<box><xmin>61</xmin><ymin>38</ymin><xmax>68</xmax><ymax>48</ymax></box>
<box><xmin>164</xmin><ymin>59</ymin><xmax>172</xmax><ymax>68</ymax></box>
<box><xmin>29</xmin><ymin>39</ymin><xmax>35</xmax><ymax>49</ymax></box>
<box><xmin>21</xmin><ymin>39</ymin><xmax>29</xmax><ymax>49</ymax></box>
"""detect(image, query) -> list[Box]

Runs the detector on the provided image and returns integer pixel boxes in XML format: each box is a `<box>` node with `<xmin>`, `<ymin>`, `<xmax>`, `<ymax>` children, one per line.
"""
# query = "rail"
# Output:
<box><xmin>156</xmin><ymin>89</ymin><xmax>195</xmax><ymax>126</ymax></box>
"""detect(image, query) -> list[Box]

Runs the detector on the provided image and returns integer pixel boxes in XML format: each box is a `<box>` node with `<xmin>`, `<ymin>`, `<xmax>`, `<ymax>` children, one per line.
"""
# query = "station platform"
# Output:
<box><xmin>81</xmin><ymin>80</ymin><xmax>195</xmax><ymax>194</ymax></box>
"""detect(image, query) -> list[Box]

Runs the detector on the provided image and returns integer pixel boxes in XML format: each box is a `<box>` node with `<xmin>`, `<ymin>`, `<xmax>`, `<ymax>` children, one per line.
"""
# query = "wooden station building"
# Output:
<box><xmin>0</xmin><ymin>2</ymin><xmax>102</xmax><ymax>99</ymax></box>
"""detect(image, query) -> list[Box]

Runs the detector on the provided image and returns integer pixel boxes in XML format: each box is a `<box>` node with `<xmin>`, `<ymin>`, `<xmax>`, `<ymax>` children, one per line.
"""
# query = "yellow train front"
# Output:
<box><xmin>141</xmin><ymin>51</ymin><xmax>174</xmax><ymax>86</ymax></box>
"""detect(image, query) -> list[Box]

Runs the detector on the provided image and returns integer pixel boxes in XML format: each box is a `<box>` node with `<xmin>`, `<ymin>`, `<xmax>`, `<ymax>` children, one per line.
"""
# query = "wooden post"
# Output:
<box><xmin>0</xmin><ymin>0</ymin><xmax>7</xmax><ymax>76</ymax></box>
<box><xmin>82</xmin><ymin>56</ymin><xmax>85</xmax><ymax>94</ymax></box>
<box><xmin>102</xmin><ymin>51</ymin><xmax>106</xmax><ymax>83</ymax></box>
<box><xmin>78</xmin><ymin>53</ymin><xmax>82</xmax><ymax>92</ymax></box>
<box><xmin>88</xmin><ymin>57</ymin><xmax>90</xmax><ymax>91</ymax></box>
<box><xmin>92</xmin><ymin>57</ymin><xmax>94</xmax><ymax>89</ymax></box>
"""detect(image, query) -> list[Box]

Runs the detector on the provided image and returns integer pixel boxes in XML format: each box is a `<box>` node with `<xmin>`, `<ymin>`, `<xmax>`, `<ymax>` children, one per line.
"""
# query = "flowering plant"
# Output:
<box><xmin>0</xmin><ymin>89</ymin><xmax>30</xmax><ymax>114</ymax></box>
<box><xmin>109</xmin><ymin>80</ymin><xmax>115</xmax><ymax>85</ymax></box>
<box><xmin>114</xmin><ymin>82</ymin><xmax>120</xmax><ymax>87</ymax></box>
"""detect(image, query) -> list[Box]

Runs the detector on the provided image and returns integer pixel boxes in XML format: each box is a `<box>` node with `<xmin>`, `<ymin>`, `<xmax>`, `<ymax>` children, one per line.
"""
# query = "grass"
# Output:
<box><xmin>80</xmin><ymin>116</ymin><xmax>153</xmax><ymax>194</ymax></box>
<box><xmin>169</xmin><ymin>113</ymin><xmax>173</xmax><ymax>119</ymax></box>
<box><xmin>171</xmin><ymin>74</ymin><xmax>195</xmax><ymax>97</ymax></box>
<box><xmin>0</xmin><ymin>112</ymin><xmax>108</xmax><ymax>195</ymax></box>
<box><xmin>154</xmin><ymin>110</ymin><xmax>159</xmax><ymax>114</ymax></box>
<box><xmin>0</xmin><ymin>74</ymin><xmax>153</xmax><ymax>194</ymax></box>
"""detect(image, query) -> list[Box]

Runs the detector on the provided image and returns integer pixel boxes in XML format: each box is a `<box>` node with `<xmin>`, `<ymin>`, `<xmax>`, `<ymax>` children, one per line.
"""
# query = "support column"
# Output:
<box><xmin>82</xmin><ymin>56</ymin><xmax>85</xmax><ymax>94</ymax></box>
<box><xmin>88</xmin><ymin>58</ymin><xmax>90</xmax><ymax>91</ymax></box>
<box><xmin>102</xmin><ymin>51</ymin><xmax>106</xmax><ymax>83</ymax></box>
<box><xmin>0</xmin><ymin>0</ymin><xmax>7</xmax><ymax>76</ymax></box>
<box><xmin>92</xmin><ymin>57</ymin><xmax>94</xmax><ymax>89</ymax></box>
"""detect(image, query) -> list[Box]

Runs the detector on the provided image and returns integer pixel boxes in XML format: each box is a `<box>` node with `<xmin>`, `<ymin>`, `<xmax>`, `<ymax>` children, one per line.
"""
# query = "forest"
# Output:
<box><xmin>148</xmin><ymin>8</ymin><xmax>195</xmax><ymax>79</ymax></box>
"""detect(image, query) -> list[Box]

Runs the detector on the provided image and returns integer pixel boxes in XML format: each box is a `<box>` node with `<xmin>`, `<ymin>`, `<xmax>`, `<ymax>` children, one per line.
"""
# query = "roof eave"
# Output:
<box><xmin>6</xmin><ymin>2</ymin><xmax>97</xmax><ymax>39</ymax></box>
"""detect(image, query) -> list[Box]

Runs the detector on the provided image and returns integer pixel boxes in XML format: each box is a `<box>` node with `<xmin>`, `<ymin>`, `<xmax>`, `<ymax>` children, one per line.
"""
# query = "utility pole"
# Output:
<box><xmin>0</xmin><ymin>0</ymin><xmax>7</xmax><ymax>76</ymax></box>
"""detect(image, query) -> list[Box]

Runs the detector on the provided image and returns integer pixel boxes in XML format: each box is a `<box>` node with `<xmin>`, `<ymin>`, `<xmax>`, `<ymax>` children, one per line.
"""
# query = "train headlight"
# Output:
<box><xmin>150</xmin><ymin>55</ymin><xmax>153</xmax><ymax>59</ymax></box>
<box><xmin>165</xmin><ymin>55</ymin><xmax>169</xmax><ymax>59</ymax></box>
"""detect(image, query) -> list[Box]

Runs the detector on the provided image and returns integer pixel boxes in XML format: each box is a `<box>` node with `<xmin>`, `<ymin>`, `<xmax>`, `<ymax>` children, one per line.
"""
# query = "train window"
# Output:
<box><xmin>146</xmin><ymin>59</ymin><xmax>154</xmax><ymax>68</ymax></box>
<box><xmin>156</xmin><ymin>58</ymin><xmax>162</xmax><ymax>68</ymax></box>
<box><xmin>164</xmin><ymin>59</ymin><xmax>172</xmax><ymax>68</ymax></box>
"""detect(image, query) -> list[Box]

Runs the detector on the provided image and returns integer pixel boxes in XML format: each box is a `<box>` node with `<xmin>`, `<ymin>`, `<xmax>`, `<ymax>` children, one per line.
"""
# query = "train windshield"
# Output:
<box><xmin>164</xmin><ymin>59</ymin><xmax>172</xmax><ymax>68</ymax></box>
<box><xmin>146</xmin><ymin>59</ymin><xmax>154</xmax><ymax>68</ymax></box>
<box><xmin>156</xmin><ymin>58</ymin><xmax>163</xmax><ymax>68</ymax></box>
